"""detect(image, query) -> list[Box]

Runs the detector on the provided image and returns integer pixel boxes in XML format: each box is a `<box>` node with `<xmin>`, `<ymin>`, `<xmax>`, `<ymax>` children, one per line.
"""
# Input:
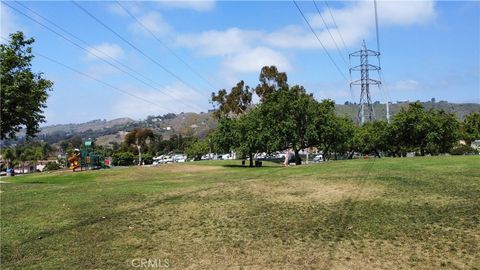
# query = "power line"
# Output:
<box><xmin>72</xmin><ymin>1</ymin><xmax>206</xmax><ymax>98</ymax></box>
<box><xmin>14</xmin><ymin>1</ymin><xmax>177</xmax><ymax>95</ymax></box>
<box><xmin>115</xmin><ymin>0</ymin><xmax>218</xmax><ymax>90</ymax></box>
<box><xmin>292</xmin><ymin>0</ymin><xmax>349</xmax><ymax>84</ymax></box>
<box><xmin>6</xmin><ymin>1</ymin><xmax>202</xmax><ymax>112</ymax></box>
<box><xmin>373</xmin><ymin>0</ymin><xmax>381</xmax><ymax>53</ymax></box>
<box><xmin>373</xmin><ymin>0</ymin><xmax>391</xmax><ymax>122</ymax></box>
<box><xmin>312</xmin><ymin>0</ymin><xmax>349</xmax><ymax>67</ymax></box>
<box><xmin>323</xmin><ymin>1</ymin><xmax>350</xmax><ymax>56</ymax></box>
<box><xmin>322</xmin><ymin>0</ymin><xmax>354</xmax><ymax>102</ymax></box>
<box><xmin>33</xmin><ymin>50</ymin><xmax>168</xmax><ymax>111</ymax></box>
<box><xmin>0</xmin><ymin>36</ymin><xmax>175</xmax><ymax>112</ymax></box>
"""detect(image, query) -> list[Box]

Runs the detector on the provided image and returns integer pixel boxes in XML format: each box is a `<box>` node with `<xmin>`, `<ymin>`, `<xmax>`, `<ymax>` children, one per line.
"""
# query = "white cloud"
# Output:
<box><xmin>176</xmin><ymin>28</ymin><xmax>262</xmax><ymax>56</ymax></box>
<box><xmin>1</xmin><ymin>4</ymin><xmax>23</xmax><ymax>39</ymax></box>
<box><xmin>106</xmin><ymin>2</ymin><xmax>142</xmax><ymax>17</ymax></box>
<box><xmin>85</xmin><ymin>43</ymin><xmax>125</xmax><ymax>61</ymax></box>
<box><xmin>264</xmin><ymin>25</ymin><xmax>319</xmax><ymax>49</ymax></box>
<box><xmin>176</xmin><ymin>28</ymin><xmax>292</xmax><ymax>84</ymax></box>
<box><xmin>222</xmin><ymin>46</ymin><xmax>292</xmax><ymax>74</ymax></box>
<box><xmin>262</xmin><ymin>0</ymin><xmax>437</xmax><ymax>51</ymax></box>
<box><xmin>157</xmin><ymin>1</ymin><xmax>215</xmax><ymax>12</ymax></box>
<box><xmin>390</xmin><ymin>79</ymin><xmax>420</xmax><ymax>92</ymax></box>
<box><xmin>83</xmin><ymin>63</ymin><xmax>122</xmax><ymax>80</ymax></box>
<box><xmin>113</xmin><ymin>82</ymin><xmax>206</xmax><ymax>118</ymax></box>
<box><xmin>128</xmin><ymin>12</ymin><xmax>171</xmax><ymax>36</ymax></box>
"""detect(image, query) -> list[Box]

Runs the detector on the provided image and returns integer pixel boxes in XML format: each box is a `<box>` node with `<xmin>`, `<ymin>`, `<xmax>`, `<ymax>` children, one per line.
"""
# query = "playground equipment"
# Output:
<box><xmin>68</xmin><ymin>149</ymin><xmax>81</xmax><ymax>171</ymax></box>
<box><xmin>67</xmin><ymin>138</ymin><xmax>109</xmax><ymax>172</ymax></box>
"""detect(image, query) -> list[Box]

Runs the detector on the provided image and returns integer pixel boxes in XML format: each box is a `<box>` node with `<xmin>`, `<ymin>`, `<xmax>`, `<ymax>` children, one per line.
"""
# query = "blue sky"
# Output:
<box><xmin>1</xmin><ymin>0</ymin><xmax>479</xmax><ymax>125</ymax></box>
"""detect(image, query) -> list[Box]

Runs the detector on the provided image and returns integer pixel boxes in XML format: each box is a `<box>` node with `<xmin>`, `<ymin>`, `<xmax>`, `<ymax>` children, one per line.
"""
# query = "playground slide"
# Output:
<box><xmin>68</xmin><ymin>152</ymin><xmax>81</xmax><ymax>172</ymax></box>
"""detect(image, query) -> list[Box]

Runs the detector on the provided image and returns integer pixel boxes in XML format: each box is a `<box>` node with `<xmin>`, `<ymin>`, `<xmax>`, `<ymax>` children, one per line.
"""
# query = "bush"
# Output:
<box><xmin>141</xmin><ymin>153</ymin><xmax>153</xmax><ymax>165</ymax></box>
<box><xmin>112</xmin><ymin>152</ymin><xmax>136</xmax><ymax>166</ymax></box>
<box><xmin>450</xmin><ymin>144</ymin><xmax>478</xmax><ymax>155</ymax></box>
<box><xmin>45</xmin><ymin>161</ymin><xmax>61</xmax><ymax>171</ymax></box>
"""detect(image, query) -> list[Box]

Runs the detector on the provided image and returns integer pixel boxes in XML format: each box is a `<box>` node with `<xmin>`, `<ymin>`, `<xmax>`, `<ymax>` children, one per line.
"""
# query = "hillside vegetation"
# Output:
<box><xmin>5</xmin><ymin>101</ymin><xmax>479</xmax><ymax>147</ymax></box>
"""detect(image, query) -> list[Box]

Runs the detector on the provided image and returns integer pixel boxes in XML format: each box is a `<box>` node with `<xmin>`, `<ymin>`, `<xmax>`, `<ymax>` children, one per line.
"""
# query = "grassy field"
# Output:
<box><xmin>1</xmin><ymin>156</ymin><xmax>479</xmax><ymax>269</ymax></box>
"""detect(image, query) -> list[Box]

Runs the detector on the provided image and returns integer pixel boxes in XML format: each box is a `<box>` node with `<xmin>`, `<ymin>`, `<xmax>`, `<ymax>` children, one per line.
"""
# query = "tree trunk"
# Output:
<box><xmin>294</xmin><ymin>149</ymin><xmax>301</xmax><ymax>165</ymax></box>
<box><xmin>249</xmin><ymin>153</ymin><xmax>254</xmax><ymax>167</ymax></box>
<box><xmin>324</xmin><ymin>144</ymin><xmax>331</xmax><ymax>161</ymax></box>
<box><xmin>137</xmin><ymin>145</ymin><xmax>142</xmax><ymax>165</ymax></box>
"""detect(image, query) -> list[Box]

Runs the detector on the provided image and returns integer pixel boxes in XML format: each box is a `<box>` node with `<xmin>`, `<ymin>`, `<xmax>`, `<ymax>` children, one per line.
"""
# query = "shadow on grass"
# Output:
<box><xmin>17</xmin><ymin>185</ymin><xmax>215</xmax><ymax>247</ymax></box>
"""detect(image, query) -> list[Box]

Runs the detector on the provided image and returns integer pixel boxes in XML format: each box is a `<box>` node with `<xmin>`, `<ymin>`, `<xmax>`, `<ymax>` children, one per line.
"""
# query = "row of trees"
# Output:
<box><xmin>205</xmin><ymin>66</ymin><xmax>479</xmax><ymax>166</ymax></box>
<box><xmin>0</xmin><ymin>141</ymin><xmax>56</xmax><ymax>172</ymax></box>
<box><xmin>111</xmin><ymin>129</ymin><xmax>199</xmax><ymax>166</ymax></box>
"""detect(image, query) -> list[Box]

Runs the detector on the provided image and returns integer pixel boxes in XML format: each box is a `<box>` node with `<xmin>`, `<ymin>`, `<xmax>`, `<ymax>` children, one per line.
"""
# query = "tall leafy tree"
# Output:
<box><xmin>391</xmin><ymin>102</ymin><xmax>431</xmax><ymax>155</ymax></box>
<box><xmin>211</xmin><ymin>80</ymin><xmax>252</xmax><ymax>118</ymax></box>
<box><xmin>125</xmin><ymin>128</ymin><xmax>154</xmax><ymax>165</ymax></box>
<box><xmin>425</xmin><ymin>110</ymin><xmax>459</xmax><ymax>154</ymax></box>
<box><xmin>312</xmin><ymin>100</ymin><xmax>354</xmax><ymax>160</ymax></box>
<box><xmin>185</xmin><ymin>139</ymin><xmax>209</xmax><ymax>161</ymax></box>
<box><xmin>235</xmin><ymin>108</ymin><xmax>268</xmax><ymax>166</ymax></box>
<box><xmin>352</xmin><ymin>120</ymin><xmax>389</xmax><ymax>158</ymax></box>
<box><xmin>1</xmin><ymin>32</ymin><xmax>53</xmax><ymax>139</ymax></box>
<box><xmin>462</xmin><ymin>112</ymin><xmax>480</xmax><ymax>145</ymax></box>
<box><xmin>261</xmin><ymin>85</ymin><xmax>318</xmax><ymax>164</ymax></box>
<box><xmin>255</xmin><ymin>65</ymin><xmax>288</xmax><ymax>102</ymax></box>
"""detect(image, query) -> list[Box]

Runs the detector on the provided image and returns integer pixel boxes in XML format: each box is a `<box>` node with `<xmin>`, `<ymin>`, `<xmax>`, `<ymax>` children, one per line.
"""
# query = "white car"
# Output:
<box><xmin>153</xmin><ymin>155</ymin><xmax>173</xmax><ymax>164</ymax></box>
<box><xmin>172</xmin><ymin>154</ymin><xmax>186</xmax><ymax>163</ymax></box>
<box><xmin>313</xmin><ymin>154</ymin><xmax>324</xmax><ymax>163</ymax></box>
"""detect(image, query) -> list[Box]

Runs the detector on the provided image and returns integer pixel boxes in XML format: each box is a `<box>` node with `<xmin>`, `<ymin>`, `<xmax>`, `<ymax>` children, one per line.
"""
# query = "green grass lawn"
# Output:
<box><xmin>1</xmin><ymin>156</ymin><xmax>479</xmax><ymax>269</ymax></box>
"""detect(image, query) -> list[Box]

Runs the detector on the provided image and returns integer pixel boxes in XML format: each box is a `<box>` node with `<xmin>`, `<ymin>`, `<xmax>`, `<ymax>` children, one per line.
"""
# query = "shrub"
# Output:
<box><xmin>112</xmin><ymin>152</ymin><xmax>136</xmax><ymax>166</ymax></box>
<box><xmin>141</xmin><ymin>153</ymin><xmax>153</xmax><ymax>165</ymax></box>
<box><xmin>450</xmin><ymin>144</ymin><xmax>478</xmax><ymax>155</ymax></box>
<box><xmin>45</xmin><ymin>161</ymin><xmax>61</xmax><ymax>171</ymax></box>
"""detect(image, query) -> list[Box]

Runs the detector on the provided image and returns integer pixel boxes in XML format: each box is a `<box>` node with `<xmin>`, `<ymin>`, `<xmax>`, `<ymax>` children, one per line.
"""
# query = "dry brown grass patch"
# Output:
<box><xmin>245</xmin><ymin>180</ymin><xmax>384</xmax><ymax>204</ymax></box>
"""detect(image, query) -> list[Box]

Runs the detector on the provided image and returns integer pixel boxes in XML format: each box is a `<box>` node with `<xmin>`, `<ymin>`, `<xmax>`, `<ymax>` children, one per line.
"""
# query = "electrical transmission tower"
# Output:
<box><xmin>350</xmin><ymin>40</ymin><xmax>381</xmax><ymax>124</ymax></box>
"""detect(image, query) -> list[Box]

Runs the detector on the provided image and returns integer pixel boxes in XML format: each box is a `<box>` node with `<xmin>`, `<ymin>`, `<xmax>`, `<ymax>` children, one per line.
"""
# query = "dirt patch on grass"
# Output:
<box><xmin>152</xmin><ymin>164</ymin><xmax>223</xmax><ymax>174</ymax></box>
<box><xmin>246</xmin><ymin>180</ymin><xmax>384</xmax><ymax>204</ymax></box>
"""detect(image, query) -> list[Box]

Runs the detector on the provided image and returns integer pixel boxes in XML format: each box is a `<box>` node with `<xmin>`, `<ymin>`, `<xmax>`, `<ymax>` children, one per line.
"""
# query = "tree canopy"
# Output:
<box><xmin>1</xmin><ymin>31</ymin><xmax>53</xmax><ymax>140</ymax></box>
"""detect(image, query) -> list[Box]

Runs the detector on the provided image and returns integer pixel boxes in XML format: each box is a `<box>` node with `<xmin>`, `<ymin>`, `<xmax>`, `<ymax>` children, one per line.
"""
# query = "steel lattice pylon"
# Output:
<box><xmin>350</xmin><ymin>40</ymin><xmax>381</xmax><ymax>124</ymax></box>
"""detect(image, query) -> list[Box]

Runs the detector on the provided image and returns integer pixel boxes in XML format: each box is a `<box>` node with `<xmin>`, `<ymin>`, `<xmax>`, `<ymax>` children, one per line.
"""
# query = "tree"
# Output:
<box><xmin>391</xmin><ymin>102</ymin><xmax>430</xmax><ymax>155</ymax></box>
<box><xmin>425</xmin><ymin>110</ymin><xmax>459</xmax><ymax>154</ymax></box>
<box><xmin>235</xmin><ymin>108</ymin><xmax>268</xmax><ymax>166</ymax></box>
<box><xmin>112</xmin><ymin>152</ymin><xmax>136</xmax><ymax>166</ymax></box>
<box><xmin>125</xmin><ymin>128</ymin><xmax>154</xmax><ymax>165</ymax></box>
<box><xmin>463</xmin><ymin>112</ymin><xmax>480</xmax><ymax>145</ymax></box>
<box><xmin>59</xmin><ymin>140</ymin><xmax>70</xmax><ymax>154</ymax></box>
<box><xmin>212</xmin><ymin>116</ymin><xmax>237</xmax><ymax>154</ymax></box>
<box><xmin>1</xmin><ymin>32</ymin><xmax>53</xmax><ymax>139</ymax></box>
<box><xmin>311</xmin><ymin>100</ymin><xmax>354</xmax><ymax>160</ymax></box>
<box><xmin>211</xmin><ymin>80</ymin><xmax>253</xmax><ymax>118</ymax></box>
<box><xmin>69</xmin><ymin>136</ymin><xmax>83</xmax><ymax>148</ymax></box>
<box><xmin>185</xmin><ymin>139</ymin><xmax>209</xmax><ymax>161</ymax></box>
<box><xmin>260</xmin><ymin>85</ymin><xmax>318</xmax><ymax>164</ymax></box>
<box><xmin>2</xmin><ymin>148</ymin><xmax>17</xmax><ymax>169</ymax></box>
<box><xmin>352</xmin><ymin>120</ymin><xmax>389</xmax><ymax>158</ymax></box>
<box><xmin>255</xmin><ymin>65</ymin><xmax>288</xmax><ymax>102</ymax></box>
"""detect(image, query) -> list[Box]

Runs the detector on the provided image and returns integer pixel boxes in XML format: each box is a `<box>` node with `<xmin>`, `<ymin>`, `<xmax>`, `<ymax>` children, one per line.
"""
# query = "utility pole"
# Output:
<box><xmin>350</xmin><ymin>40</ymin><xmax>381</xmax><ymax>124</ymax></box>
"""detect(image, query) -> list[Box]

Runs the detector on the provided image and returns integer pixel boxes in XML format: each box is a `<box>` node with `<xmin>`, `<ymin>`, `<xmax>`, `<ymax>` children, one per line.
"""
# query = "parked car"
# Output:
<box><xmin>313</xmin><ymin>154</ymin><xmax>324</xmax><ymax>163</ymax></box>
<box><xmin>220</xmin><ymin>153</ymin><xmax>232</xmax><ymax>160</ymax></box>
<box><xmin>153</xmin><ymin>155</ymin><xmax>174</xmax><ymax>165</ymax></box>
<box><xmin>172</xmin><ymin>154</ymin><xmax>186</xmax><ymax>163</ymax></box>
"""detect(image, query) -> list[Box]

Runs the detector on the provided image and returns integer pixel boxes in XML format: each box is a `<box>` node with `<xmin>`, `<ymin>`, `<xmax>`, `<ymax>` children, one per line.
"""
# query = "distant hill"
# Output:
<box><xmin>39</xmin><ymin>117</ymin><xmax>135</xmax><ymax>135</ymax></box>
<box><xmin>4</xmin><ymin>101</ymin><xmax>479</xmax><ymax>147</ymax></box>
<box><xmin>336</xmin><ymin>101</ymin><xmax>480</xmax><ymax>121</ymax></box>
